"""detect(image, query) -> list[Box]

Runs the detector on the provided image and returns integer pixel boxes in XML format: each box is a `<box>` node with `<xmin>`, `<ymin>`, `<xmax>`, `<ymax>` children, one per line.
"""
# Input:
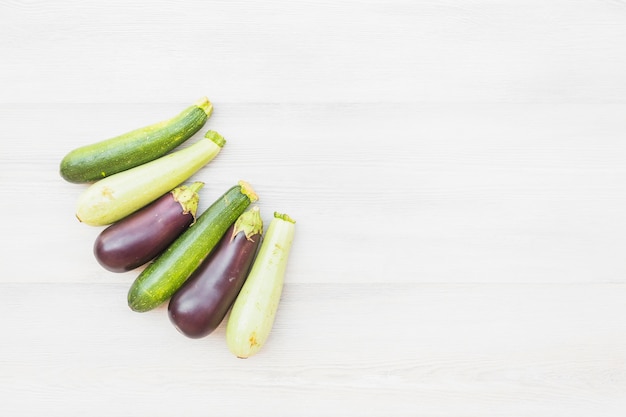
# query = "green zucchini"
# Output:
<box><xmin>60</xmin><ymin>97</ymin><xmax>213</xmax><ymax>183</ymax></box>
<box><xmin>76</xmin><ymin>131</ymin><xmax>225</xmax><ymax>226</ymax></box>
<box><xmin>127</xmin><ymin>181</ymin><xmax>259</xmax><ymax>313</ymax></box>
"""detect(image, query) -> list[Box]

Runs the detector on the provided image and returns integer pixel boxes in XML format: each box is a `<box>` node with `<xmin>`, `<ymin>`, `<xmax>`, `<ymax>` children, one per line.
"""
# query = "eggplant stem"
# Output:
<box><xmin>171</xmin><ymin>182</ymin><xmax>204</xmax><ymax>221</ymax></box>
<box><xmin>232</xmin><ymin>206</ymin><xmax>263</xmax><ymax>241</ymax></box>
<box><xmin>187</xmin><ymin>181</ymin><xmax>205</xmax><ymax>194</ymax></box>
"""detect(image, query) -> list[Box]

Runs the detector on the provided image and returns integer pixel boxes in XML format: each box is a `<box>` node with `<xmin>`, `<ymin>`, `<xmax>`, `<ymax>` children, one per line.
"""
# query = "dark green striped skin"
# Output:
<box><xmin>60</xmin><ymin>102</ymin><xmax>210</xmax><ymax>183</ymax></box>
<box><xmin>128</xmin><ymin>183</ymin><xmax>257</xmax><ymax>312</ymax></box>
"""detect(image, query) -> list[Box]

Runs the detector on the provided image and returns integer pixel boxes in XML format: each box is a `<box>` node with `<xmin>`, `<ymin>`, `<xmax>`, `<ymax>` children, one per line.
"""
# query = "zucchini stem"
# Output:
<box><xmin>238</xmin><ymin>180</ymin><xmax>258</xmax><ymax>203</ymax></box>
<box><xmin>195</xmin><ymin>97</ymin><xmax>213</xmax><ymax>117</ymax></box>
<box><xmin>274</xmin><ymin>212</ymin><xmax>296</xmax><ymax>224</ymax></box>
<box><xmin>205</xmin><ymin>130</ymin><xmax>226</xmax><ymax>148</ymax></box>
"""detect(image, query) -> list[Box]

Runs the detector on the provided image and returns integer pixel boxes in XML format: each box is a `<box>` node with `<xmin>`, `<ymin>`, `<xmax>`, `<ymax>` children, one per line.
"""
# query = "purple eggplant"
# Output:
<box><xmin>93</xmin><ymin>181</ymin><xmax>204</xmax><ymax>273</ymax></box>
<box><xmin>168</xmin><ymin>206</ymin><xmax>263</xmax><ymax>338</ymax></box>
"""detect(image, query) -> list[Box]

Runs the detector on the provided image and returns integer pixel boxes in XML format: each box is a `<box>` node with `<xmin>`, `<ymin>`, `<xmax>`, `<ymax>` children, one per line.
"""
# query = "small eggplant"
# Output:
<box><xmin>168</xmin><ymin>206</ymin><xmax>263</xmax><ymax>338</ymax></box>
<box><xmin>93</xmin><ymin>181</ymin><xmax>204</xmax><ymax>273</ymax></box>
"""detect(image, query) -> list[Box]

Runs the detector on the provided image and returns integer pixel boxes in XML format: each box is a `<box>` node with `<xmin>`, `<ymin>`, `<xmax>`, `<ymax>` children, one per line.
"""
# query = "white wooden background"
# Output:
<box><xmin>1</xmin><ymin>1</ymin><xmax>626</xmax><ymax>415</ymax></box>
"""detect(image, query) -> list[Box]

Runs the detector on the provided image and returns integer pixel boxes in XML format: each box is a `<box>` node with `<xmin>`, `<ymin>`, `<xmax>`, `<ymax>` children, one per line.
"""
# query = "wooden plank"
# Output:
<box><xmin>0</xmin><ymin>282</ymin><xmax>624</xmax><ymax>416</ymax></box>
<box><xmin>1</xmin><ymin>1</ymin><xmax>626</xmax><ymax>415</ymax></box>
<box><xmin>1</xmin><ymin>102</ymin><xmax>625</xmax><ymax>284</ymax></box>
<box><xmin>1</xmin><ymin>1</ymin><xmax>626</xmax><ymax>104</ymax></box>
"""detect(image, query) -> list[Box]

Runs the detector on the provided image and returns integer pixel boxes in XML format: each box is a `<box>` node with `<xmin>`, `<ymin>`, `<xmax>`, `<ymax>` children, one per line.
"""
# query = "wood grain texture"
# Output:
<box><xmin>1</xmin><ymin>102</ymin><xmax>625</xmax><ymax>284</ymax></box>
<box><xmin>1</xmin><ymin>0</ymin><xmax>626</xmax><ymax>415</ymax></box>
<box><xmin>1</xmin><ymin>0</ymin><xmax>626</xmax><ymax>104</ymax></box>
<box><xmin>0</xmin><ymin>283</ymin><xmax>625</xmax><ymax>416</ymax></box>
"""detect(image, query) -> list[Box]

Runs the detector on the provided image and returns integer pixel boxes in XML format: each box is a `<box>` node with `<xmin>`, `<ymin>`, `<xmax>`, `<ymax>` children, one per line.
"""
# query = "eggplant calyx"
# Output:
<box><xmin>171</xmin><ymin>181</ymin><xmax>204</xmax><ymax>222</ymax></box>
<box><xmin>232</xmin><ymin>206</ymin><xmax>263</xmax><ymax>241</ymax></box>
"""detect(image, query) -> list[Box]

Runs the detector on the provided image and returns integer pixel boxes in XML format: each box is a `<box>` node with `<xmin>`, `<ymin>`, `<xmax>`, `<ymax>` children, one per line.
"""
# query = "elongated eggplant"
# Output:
<box><xmin>168</xmin><ymin>206</ymin><xmax>263</xmax><ymax>338</ymax></box>
<box><xmin>93</xmin><ymin>182</ymin><xmax>204</xmax><ymax>273</ymax></box>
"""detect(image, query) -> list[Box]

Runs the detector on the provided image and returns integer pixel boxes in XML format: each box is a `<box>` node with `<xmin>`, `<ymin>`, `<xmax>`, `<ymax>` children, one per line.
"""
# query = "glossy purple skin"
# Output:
<box><xmin>93</xmin><ymin>193</ymin><xmax>194</xmax><ymax>273</ymax></box>
<box><xmin>168</xmin><ymin>224</ymin><xmax>261</xmax><ymax>338</ymax></box>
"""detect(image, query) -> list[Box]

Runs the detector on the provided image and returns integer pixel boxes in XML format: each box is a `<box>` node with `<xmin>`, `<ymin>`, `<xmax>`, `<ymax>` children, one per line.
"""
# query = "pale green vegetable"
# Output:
<box><xmin>226</xmin><ymin>212</ymin><xmax>296</xmax><ymax>358</ymax></box>
<box><xmin>75</xmin><ymin>131</ymin><xmax>225</xmax><ymax>226</ymax></box>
